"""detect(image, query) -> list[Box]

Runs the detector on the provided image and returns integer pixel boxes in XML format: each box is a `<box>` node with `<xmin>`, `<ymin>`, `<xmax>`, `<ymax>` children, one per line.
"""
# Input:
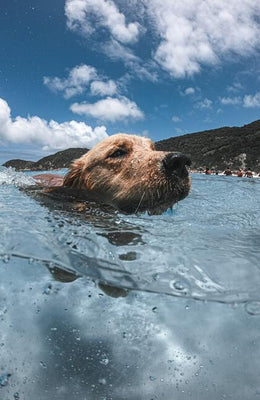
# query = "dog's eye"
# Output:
<box><xmin>108</xmin><ymin>149</ymin><xmax>128</xmax><ymax>158</ymax></box>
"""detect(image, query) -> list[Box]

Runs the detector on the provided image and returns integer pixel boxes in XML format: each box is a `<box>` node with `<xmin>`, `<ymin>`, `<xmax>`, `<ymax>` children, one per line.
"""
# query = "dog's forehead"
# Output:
<box><xmin>99</xmin><ymin>133</ymin><xmax>153</xmax><ymax>149</ymax></box>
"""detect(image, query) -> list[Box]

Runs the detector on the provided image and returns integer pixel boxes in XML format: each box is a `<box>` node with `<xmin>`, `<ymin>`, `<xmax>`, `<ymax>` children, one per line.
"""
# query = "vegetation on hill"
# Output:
<box><xmin>155</xmin><ymin>120</ymin><xmax>260</xmax><ymax>172</ymax></box>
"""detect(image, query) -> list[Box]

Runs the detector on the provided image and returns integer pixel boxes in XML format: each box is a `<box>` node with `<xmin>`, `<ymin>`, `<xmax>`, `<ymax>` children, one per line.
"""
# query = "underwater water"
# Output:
<box><xmin>0</xmin><ymin>166</ymin><xmax>260</xmax><ymax>399</ymax></box>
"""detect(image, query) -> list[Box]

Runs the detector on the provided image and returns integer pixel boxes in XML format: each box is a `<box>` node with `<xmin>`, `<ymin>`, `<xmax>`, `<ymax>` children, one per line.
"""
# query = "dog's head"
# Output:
<box><xmin>63</xmin><ymin>133</ymin><xmax>191</xmax><ymax>214</ymax></box>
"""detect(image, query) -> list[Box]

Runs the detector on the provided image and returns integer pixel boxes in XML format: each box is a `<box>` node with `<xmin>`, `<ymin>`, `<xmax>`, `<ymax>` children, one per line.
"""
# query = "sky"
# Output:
<box><xmin>1</xmin><ymin>0</ymin><xmax>260</xmax><ymax>163</ymax></box>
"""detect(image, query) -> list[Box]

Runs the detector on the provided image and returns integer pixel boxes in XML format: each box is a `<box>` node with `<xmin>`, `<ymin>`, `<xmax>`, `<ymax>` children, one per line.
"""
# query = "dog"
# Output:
<box><xmin>33</xmin><ymin>133</ymin><xmax>191</xmax><ymax>215</ymax></box>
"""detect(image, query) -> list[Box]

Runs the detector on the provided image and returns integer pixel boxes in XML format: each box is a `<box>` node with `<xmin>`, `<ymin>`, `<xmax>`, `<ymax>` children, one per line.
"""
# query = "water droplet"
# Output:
<box><xmin>2</xmin><ymin>255</ymin><xmax>10</xmax><ymax>264</ymax></box>
<box><xmin>152</xmin><ymin>273</ymin><xmax>159</xmax><ymax>281</ymax></box>
<box><xmin>100</xmin><ymin>358</ymin><xmax>109</xmax><ymax>366</ymax></box>
<box><xmin>170</xmin><ymin>279</ymin><xmax>190</xmax><ymax>294</ymax></box>
<box><xmin>43</xmin><ymin>284</ymin><xmax>52</xmax><ymax>295</ymax></box>
<box><xmin>245</xmin><ymin>301</ymin><xmax>260</xmax><ymax>315</ymax></box>
<box><xmin>0</xmin><ymin>373</ymin><xmax>11</xmax><ymax>387</ymax></box>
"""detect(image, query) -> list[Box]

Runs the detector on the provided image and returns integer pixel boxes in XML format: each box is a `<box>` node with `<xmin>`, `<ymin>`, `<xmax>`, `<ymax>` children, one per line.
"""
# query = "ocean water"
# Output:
<box><xmin>0</xmin><ymin>166</ymin><xmax>260</xmax><ymax>399</ymax></box>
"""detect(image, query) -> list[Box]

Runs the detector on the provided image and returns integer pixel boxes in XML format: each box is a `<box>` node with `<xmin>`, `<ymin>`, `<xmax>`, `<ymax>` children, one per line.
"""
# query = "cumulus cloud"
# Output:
<box><xmin>184</xmin><ymin>87</ymin><xmax>195</xmax><ymax>95</ymax></box>
<box><xmin>65</xmin><ymin>0</ymin><xmax>140</xmax><ymax>44</ymax></box>
<box><xmin>243</xmin><ymin>92</ymin><xmax>260</xmax><ymax>108</ymax></box>
<box><xmin>196</xmin><ymin>98</ymin><xmax>213</xmax><ymax>109</ymax></box>
<box><xmin>90</xmin><ymin>80</ymin><xmax>117</xmax><ymax>96</ymax></box>
<box><xmin>71</xmin><ymin>96</ymin><xmax>144</xmax><ymax>122</ymax></box>
<box><xmin>149</xmin><ymin>0</ymin><xmax>260</xmax><ymax>77</ymax></box>
<box><xmin>220</xmin><ymin>96</ymin><xmax>242</xmax><ymax>105</ymax></box>
<box><xmin>219</xmin><ymin>92</ymin><xmax>260</xmax><ymax>107</ymax></box>
<box><xmin>65</xmin><ymin>0</ymin><xmax>260</xmax><ymax>79</ymax></box>
<box><xmin>44</xmin><ymin>64</ymin><xmax>97</xmax><ymax>99</ymax></box>
<box><xmin>0</xmin><ymin>97</ymin><xmax>108</xmax><ymax>151</ymax></box>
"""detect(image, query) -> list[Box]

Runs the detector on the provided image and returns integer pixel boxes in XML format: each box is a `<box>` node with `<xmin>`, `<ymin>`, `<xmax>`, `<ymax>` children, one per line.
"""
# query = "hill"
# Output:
<box><xmin>3</xmin><ymin>120</ymin><xmax>260</xmax><ymax>172</ymax></box>
<box><xmin>3</xmin><ymin>148</ymin><xmax>89</xmax><ymax>171</ymax></box>
<box><xmin>155</xmin><ymin>120</ymin><xmax>260</xmax><ymax>172</ymax></box>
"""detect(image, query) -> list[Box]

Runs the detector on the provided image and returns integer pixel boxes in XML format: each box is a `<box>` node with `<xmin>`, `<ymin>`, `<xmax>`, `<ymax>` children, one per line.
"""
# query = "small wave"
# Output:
<box><xmin>0</xmin><ymin>166</ymin><xmax>36</xmax><ymax>187</ymax></box>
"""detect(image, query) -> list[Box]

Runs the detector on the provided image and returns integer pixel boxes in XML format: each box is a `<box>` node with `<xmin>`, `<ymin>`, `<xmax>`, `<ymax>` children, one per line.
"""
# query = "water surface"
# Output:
<box><xmin>0</xmin><ymin>167</ymin><xmax>260</xmax><ymax>399</ymax></box>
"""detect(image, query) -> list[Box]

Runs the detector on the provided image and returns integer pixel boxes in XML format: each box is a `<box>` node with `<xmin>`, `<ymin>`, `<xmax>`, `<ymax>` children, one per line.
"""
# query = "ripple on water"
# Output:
<box><xmin>0</xmin><ymin>169</ymin><xmax>260</xmax><ymax>306</ymax></box>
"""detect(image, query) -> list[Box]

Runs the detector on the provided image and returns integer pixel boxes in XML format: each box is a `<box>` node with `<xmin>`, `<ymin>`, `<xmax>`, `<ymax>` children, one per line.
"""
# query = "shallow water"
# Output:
<box><xmin>0</xmin><ymin>167</ymin><xmax>260</xmax><ymax>399</ymax></box>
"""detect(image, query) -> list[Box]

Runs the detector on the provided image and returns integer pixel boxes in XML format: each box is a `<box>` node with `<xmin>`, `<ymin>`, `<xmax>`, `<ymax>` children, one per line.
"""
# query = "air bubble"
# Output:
<box><xmin>0</xmin><ymin>373</ymin><xmax>11</xmax><ymax>387</ymax></box>
<box><xmin>169</xmin><ymin>279</ymin><xmax>190</xmax><ymax>294</ymax></box>
<box><xmin>43</xmin><ymin>284</ymin><xmax>52</xmax><ymax>295</ymax></box>
<box><xmin>100</xmin><ymin>358</ymin><xmax>109</xmax><ymax>366</ymax></box>
<box><xmin>2</xmin><ymin>254</ymin><xmax>10</xmax><ymax>263</ymax></box>
<box><xmin>245</xmin><ymin>301</ymin><xmax>260</xmax><ymax>315</ymax></box>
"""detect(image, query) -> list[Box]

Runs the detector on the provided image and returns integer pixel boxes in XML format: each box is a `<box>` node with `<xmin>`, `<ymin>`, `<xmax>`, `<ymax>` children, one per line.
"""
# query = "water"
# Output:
<box><xmin>0</xmin><ymin>167</ymin><xmax>260</xmax><ymax>399</ymax></box>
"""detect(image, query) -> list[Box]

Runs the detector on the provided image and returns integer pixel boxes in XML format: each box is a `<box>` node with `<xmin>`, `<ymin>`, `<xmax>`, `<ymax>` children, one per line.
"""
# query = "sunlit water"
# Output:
<box><xmin>1</xmin><ymin>166</ymin><xmax>260</xmax><ymax>399</ymax></box>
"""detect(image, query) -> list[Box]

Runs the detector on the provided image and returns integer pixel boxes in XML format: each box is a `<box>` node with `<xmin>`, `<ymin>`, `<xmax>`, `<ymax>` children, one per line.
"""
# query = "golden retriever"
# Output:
<box><xmin>33</xmin><ymin>133</ymin><xmax>191</xmax><ymax>215</ymax></box>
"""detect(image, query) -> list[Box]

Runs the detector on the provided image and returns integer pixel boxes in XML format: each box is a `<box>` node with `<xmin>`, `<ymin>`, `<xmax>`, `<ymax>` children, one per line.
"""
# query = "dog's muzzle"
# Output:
<box><xmin>162</xmin><ymin>153</ymin><xmax>191</xmax><ymax>178</ymax></box>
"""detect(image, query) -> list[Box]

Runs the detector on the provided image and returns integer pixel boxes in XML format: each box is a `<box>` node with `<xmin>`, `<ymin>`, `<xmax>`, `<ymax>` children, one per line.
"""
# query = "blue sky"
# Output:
<box><xmin>1</xmin><ymin>0</ymin><xmax>260</xmax><ymax>163</ymax></box>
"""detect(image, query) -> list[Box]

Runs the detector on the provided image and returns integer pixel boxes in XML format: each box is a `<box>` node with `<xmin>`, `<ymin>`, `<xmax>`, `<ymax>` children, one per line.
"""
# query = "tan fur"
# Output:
<box><xmin>63</xmin><ymin>133</ymin><xmax>190</xmax><ymax>214</ymax></box>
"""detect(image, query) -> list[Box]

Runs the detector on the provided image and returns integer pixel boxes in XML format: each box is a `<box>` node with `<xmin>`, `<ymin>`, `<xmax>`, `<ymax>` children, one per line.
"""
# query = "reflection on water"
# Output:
<box><xmin>0</xmin><ymin>167</ymin><xmax>260</xmax><ymax>399</ymax></box>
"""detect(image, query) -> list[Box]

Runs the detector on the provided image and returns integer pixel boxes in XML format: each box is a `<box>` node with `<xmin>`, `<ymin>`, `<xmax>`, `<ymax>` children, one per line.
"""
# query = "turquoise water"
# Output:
<box><xmin>0</xmin><ymin>167</ymin><xmax>260</xmax><ymax>399</ymax></box>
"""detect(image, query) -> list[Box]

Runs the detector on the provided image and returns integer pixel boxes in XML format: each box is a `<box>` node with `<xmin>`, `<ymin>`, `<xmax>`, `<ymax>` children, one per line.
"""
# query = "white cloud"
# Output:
<box><xmin>71</xmin><ymin>96</ymin><xmax>144</xmax><ymax>122</ymax></box>
<box><xmin>227</xmin><ymin>82</ymin><xmax>244</xmax><ymax>93</ymax></box>
<box><xmin>101</xmin><ymin>38</ymin><xmax>139</xmax><ymax>63</ymax></box>
<box><xmin>101</xmin><ymin>39</ymin><xmax>158</xmax><ymax>82</ymax></box>
<box><xmin>90</xmin><ymin>80</ymin><xmax>117</xmax><ymax>96</ymax></box>
<box><xmin>220</xmin><ymin>96</ymin><xmax>242</xmax><ymax>105</ymax></box>
<box><xmin>184</xmin><ymin>87</ymin><xmax>195</xmax><ymax>95</ymax></box>
<box><xmin>44</xmin><ymin>64</ymin><xmax>97</xmax><ymax>99</ymax></box>
<box><xmin>0</xmin><ymin>97</ymin><xmax>108</xmax><ymax>151</ymax></box>
<box><xmin>65</xmin><ymin>1</ymin><xmax>260</xmax><ymax>80</ymax></box>
<box><xmin>172</xmin><ymin>115</ymin><xmax>181</xmax><ymax>122</ymax></box>
<box><xmin>65</xmin><ymin>0</ymin><xmax>140</xmax><ymax>44</ymax></box>
<box><xmin>243</xmin><ymin>92</ymin><xmax>260</xmax><ymax>108</ymax></box>
<box><xmin>196</xmin><ymin>98</ymin><xmax>213</xmax><ymax>109</ymax></box>
<box><xmin>149</xmin><ymin>0</ymin><xmax>260</xmax><ymax>77</ymax></box>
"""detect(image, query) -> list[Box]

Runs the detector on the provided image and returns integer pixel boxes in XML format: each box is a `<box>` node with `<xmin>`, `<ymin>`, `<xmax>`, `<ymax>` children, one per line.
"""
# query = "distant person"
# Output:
<box><xmin>205</xmin><ymin>168</ymin><xmax>211</xmax><ymax>175</ymax></box>
<box><xmin>224</xmin><ymin>167</ymin><xmax>232</xmax><ymax>176</ymax></box>
<box><xmin>245</xmin><ymin>168</ymin><xmax>253</xmax><ymax>178</ymax></box>
<box><xmin>215</xmin><ymin>169</ymin><xmax>219</xmax><ymax>175</ymax></box>
<box><xmin>237</xmin><ymin>169</ymin><xmax>243</xmax><ymax>177</ymax></box>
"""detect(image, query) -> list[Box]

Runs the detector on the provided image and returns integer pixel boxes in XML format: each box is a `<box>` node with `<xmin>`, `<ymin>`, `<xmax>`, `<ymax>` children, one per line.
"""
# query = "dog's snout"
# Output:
<box><xmin>163</xmin><ymin>153</ymin><xmax>191</xmax><ymax>177</ymax></box>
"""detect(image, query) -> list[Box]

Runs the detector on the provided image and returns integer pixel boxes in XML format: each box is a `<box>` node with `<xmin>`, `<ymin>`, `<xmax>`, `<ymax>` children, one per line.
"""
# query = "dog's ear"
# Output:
<box><xmin>63</xmin><ymin>159</ymin><xmax>85</xmax><ymax>188</ymax></box>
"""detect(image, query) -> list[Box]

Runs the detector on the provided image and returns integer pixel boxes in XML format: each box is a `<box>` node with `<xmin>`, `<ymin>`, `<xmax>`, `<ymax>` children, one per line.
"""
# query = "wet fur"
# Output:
<box><xmin>34</xmin><ymin>134</ymin><xmax>190</xmax><ymax>215</ymax></box>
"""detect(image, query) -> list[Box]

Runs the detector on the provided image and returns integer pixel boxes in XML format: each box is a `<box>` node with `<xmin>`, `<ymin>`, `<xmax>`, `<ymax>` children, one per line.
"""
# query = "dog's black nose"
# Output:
<box><xmin>162</xmin><ymin>153</ymin><xmax>191</xmax><ymax>178</ymax></box>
